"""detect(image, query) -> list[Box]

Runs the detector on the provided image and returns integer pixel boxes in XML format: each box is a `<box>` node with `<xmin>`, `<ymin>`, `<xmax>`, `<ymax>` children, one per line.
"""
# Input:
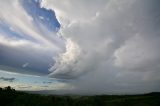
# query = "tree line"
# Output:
<box><xmin>0</xmin><ymin>86</ymin><xmax>160</xmax><ymax>106</ymax></box>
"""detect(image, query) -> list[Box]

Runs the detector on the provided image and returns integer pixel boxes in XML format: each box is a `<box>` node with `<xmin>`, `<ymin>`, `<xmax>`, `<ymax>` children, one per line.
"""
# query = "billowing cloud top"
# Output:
<box><xmin>42</xmin><ymin>0</ymin><xmax>160</xmax><ymax>94</ymax></box>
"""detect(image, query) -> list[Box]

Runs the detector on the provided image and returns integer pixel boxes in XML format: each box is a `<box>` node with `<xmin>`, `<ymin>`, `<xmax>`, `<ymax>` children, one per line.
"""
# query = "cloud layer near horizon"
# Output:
<box><xmin>42</xmin><ymin>0</ymin><xmax>160</xmax><ymax>94</ymax></box>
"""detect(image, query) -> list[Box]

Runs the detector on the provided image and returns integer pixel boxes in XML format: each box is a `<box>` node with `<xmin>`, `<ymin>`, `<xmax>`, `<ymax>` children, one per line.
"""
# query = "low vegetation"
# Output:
<box><xmin>0</xmin><ymin>86</ymin><xmax>160</xmax><ymax>106</ymax></box>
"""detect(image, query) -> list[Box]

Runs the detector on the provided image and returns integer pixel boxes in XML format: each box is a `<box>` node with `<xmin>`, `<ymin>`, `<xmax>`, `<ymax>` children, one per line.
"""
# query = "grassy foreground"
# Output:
<box><xmin>0</xmin><ymin>86</ymin><xmax>160</xmax><ymax>106</ymax></box>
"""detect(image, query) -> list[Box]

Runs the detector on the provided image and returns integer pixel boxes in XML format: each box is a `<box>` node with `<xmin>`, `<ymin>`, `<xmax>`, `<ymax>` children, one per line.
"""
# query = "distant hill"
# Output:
<box><xmin>0</xmin><ymin>86</ymin><xmax>160</xmax><ymax>106</ymax></box>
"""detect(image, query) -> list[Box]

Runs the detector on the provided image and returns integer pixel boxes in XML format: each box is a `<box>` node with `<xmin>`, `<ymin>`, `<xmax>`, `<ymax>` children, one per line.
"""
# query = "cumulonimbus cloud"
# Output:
<box><xmin>42</xmin><ymin>0</ymin><xmax>160</xmax><ymax>94</ymax></box>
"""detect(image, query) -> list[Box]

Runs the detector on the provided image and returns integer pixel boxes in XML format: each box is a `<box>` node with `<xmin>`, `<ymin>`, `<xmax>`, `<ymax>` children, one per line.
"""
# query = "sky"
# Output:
<box><xmin>0</xmin><ymin>0</ymin><xmax>160</xmax><ymax>95</ymax></box>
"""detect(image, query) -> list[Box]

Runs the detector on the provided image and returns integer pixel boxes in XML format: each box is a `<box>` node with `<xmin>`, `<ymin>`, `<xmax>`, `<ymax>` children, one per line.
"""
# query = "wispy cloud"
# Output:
<box><xmin>22</xmin><ymin>63</ymin><xmax>29</xmax><ymax>68</ymax></box>
<box><xmin>0</xmin><ymin>0</ymin><xmax>65</xmax><ymax>75</ymax></box>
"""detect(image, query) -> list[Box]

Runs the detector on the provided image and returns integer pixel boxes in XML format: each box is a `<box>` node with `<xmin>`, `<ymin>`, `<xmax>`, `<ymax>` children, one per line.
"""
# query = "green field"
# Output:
<box><xmin>0</xmin><ymin>86</ymin><xmax>160</xmax><ymax>106</ymax></box>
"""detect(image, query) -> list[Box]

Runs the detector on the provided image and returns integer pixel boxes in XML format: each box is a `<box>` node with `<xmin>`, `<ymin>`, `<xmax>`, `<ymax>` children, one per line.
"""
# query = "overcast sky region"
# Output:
<box><xmin>0</xmin><ymin>0</ymin><xmax>160</xmax><ymax>95</ymax></box>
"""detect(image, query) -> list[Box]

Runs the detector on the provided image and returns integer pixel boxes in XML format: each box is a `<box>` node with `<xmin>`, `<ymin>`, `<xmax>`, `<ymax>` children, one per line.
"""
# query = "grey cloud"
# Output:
<box><xmin>0</xmin><ymin>44</ymin><xmax>54</xmax><ymax>75</ymax></box>
<box><xmin>0</xmin><ymin>77</ymin><xmax>15</xmax><ymax>82</ymax></box>
<box><xmin>17</xmin><ymin>85</ymin><xmax>32</xmax><ymax>89</ymax></box>
<box><xmin>43</xmin><ymin>81</ymin><xmax>52</xmax><ymax>84</ymax></box>
<box><xmin>43</xmin><ymin>0</ymin><xmax>160</xmax><ymax>94</ymax></box>
<box><xmin>41</xmin><ymin>85</ymin><xmax>49</xmax><ymax>88</ymax></box>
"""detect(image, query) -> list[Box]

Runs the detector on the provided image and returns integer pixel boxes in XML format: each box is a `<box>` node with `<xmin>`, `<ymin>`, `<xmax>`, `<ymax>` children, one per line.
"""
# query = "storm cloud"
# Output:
<box><xmin>42</xmin><ymin>0</ymin><xmax>160</xmax><ymax>94</ymax></box>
